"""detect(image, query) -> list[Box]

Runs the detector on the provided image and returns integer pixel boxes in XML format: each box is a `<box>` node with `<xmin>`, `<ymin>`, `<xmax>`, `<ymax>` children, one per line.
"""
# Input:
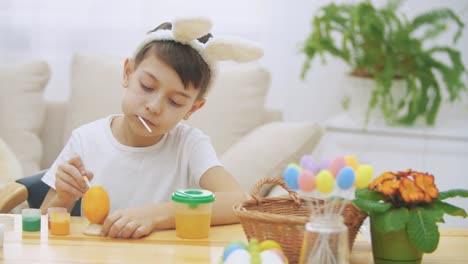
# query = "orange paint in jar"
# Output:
<box><xmin>47</xmin><ymin>207</ymin><xmax>67</xmax><ymax>229</ymax></box>
<box><xmin>172</xmin><ymin>189</ymin><xmax>215</xmax><ymax>239</ymax></box>
<box><xmin>50</xmin><ymin>212</ymin><xmax>71</xmax><ymax>235</ymax></box>
<box><xmin>175</xmin><ymin>213</ymin><xmax>212</xmax><ymax>239</ymax></box>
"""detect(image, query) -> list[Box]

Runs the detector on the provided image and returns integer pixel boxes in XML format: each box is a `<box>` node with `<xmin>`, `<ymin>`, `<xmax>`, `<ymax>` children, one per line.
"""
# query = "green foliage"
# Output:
<box><xmin>423</xmin><ymin>202</ymin><xmax>445</xmax><ymax>223</ymax></box>
<box><xmin>407</xmin><ymin>208</ymin><xmax>439</xmax><ymax>253</ymax></box>
<box><xmin>353</xmin><ymin>198</ymin><xmax>392</xmax><ymax>213</ymax></box>
<box><xmin>432</xmin><ymin>200</ymin><xmax>468</xmax><ymax>218</ymax></box>
<box><xmin>438</xmin><ymin>189</ymin><xmax>468</xmax><ymax>200</ymax></box>
<box><xmin>355</xmin><ymin>188</ymin><xmax>385</xmax><ymax>200</ymax></box>
<box><xmin>373</xmin><ymin>207</ymin><xmax>409</xmax><ymax>232</ymax></box>
<box><xmin>301</xmin><ymin>0</ymin><xmax>467</xmax><ymax>126</ymax></box>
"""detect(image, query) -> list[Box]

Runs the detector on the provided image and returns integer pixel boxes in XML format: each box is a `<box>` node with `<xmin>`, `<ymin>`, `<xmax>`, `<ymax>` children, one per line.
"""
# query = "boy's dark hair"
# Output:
<box><xmin>134</xmin><ymin>22</ymin><xmax>213</xmax><ymax>99</ymax></box>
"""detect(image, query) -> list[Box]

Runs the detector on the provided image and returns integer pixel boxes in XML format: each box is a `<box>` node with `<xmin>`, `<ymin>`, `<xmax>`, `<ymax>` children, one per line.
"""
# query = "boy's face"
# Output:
<box><xmin>121</xmin><ymin>54</ymin><xmax>205</xmax><ymax>139</ymax></box>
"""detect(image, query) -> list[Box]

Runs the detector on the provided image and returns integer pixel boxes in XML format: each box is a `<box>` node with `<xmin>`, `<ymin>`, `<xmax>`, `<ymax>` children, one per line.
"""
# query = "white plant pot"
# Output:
<box><xmin>341</xmin><ymin>75</ymin><xmax>467</xmax><ymax>127</ymax></box>
<box><xmin>342</xmin><ymin>75</ymin><xmax>404</xmax><ymax>122</ymax></box>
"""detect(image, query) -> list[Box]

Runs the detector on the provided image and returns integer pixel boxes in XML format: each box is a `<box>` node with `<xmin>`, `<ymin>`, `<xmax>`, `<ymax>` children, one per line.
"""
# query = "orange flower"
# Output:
<box><xmin>399</xmin><ymin>177</ymin><xmax>425</xmax><ymax>203</ymax></box>
<box><xmin>369</xmin><ymin>171</ymin><xmax>395</xmax><ymax>190</ymax></box>
<box><xmin>395</xmin><ymin>169</ymin><xmax>412</xmax><ymax>178</ymax></box>
<box><xmin>413</xmin><ymin>172</ymin><xmax>439</xmax><ymax>203</ymax></box>
<box><xmin>376</xmin><ymin>179</ymin><xmax>401</xmax><ymax>195</ymax></box>
<box><xmin>369</xmin><ymin>169</ymin><xmax>441</xmax><ymax>205</ymax></box>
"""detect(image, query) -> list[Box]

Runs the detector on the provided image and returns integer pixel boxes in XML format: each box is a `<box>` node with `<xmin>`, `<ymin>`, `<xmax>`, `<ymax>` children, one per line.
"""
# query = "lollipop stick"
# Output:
<box><xmin>138</xmin><ymin>116</ymin><xmax>152</xmax><ymax>132</ymax></box>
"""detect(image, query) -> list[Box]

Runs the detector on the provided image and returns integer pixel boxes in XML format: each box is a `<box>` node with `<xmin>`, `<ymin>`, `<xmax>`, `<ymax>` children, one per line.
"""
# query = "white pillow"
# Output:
<box><xmin>0</xmin><ymin>137</ymin><xmax>23</xmax><ymax>187</ymax></box>
<box><xmin>185</xmin><ymin>62</ymin><xmax>270</xmax><ymax>155</ymax></box>
<box><xmin>0</xmin><ymin>61</ymin><xmax>50</xmax><ymax>176</ymax></box>
<box><xmin>63</xmin><ymin>53</ymin><xmax>125</xmax><ymax>141</ymax></box>
<box><xmin>220</xmin><ymin>121</ymin><xmax>323</xmax><ymax>196</ymax></box>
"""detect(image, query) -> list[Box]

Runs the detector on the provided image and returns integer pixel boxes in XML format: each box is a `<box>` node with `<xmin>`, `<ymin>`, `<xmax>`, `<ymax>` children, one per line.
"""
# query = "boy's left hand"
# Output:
<box><xmin>100</xmin><ymin>207</ymin><xmax>157</xmax><ymax>239</ymax></box>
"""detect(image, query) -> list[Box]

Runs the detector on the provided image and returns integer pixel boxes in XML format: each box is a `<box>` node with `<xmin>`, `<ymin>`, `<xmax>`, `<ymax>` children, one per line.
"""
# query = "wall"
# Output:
<box><xmin>1</xmin><ymin>0</ymin><xmax>467</xmax><ymax>124</ymax></box>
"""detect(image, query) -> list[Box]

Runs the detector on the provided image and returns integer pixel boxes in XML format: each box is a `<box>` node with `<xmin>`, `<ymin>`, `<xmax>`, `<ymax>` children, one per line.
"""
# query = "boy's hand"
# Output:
<box><xmin>100</xmin><ymin>207</ymin><xmax>158</xmax><ymax>239</ymax></box>
<box><xmin>55</xmin><ymin>156</ymin><xmax>94</xmax><ymax>205</ymax></box>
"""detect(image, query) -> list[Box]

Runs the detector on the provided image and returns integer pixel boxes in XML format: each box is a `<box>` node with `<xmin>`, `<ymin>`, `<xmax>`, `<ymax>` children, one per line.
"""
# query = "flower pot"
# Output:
<box><xmin>343</xmin><ymin>74</ymin><xmax>468</xmax><ymax>127</ymax></box>
<box><xmin>370</xmin><ymin>217</ymin><xmax>423</xmax><ymax>264</ymax></box>
<box><xmin>343</xmin><ymin>75</ymin><xmax>406</xmax><ymax>123</ymax></box>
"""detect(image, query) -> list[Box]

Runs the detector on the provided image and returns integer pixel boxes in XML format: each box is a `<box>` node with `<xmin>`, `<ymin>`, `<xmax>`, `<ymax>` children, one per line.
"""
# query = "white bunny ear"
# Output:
<box><xmin>172</xmin><ymin>17</ymin><xmax>212</xmax><ymax>42</ymax></box>
<box><xmin>204</xmin><ymin>37</ymin><xmax>264</xmax><ymax>63</ymax></box>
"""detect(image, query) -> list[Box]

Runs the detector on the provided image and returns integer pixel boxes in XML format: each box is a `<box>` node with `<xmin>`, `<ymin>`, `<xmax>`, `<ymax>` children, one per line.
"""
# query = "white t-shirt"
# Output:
<box><xmin>42</xmin><ymin>115</ymin><xmax>222</xmax><ymax>213</ymax></box>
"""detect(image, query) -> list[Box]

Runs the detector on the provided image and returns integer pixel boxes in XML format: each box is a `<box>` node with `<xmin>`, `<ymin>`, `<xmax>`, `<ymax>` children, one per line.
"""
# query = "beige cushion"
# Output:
<box><xmin>0</xmin><ymin>137</ymin><xmax>23</xmax><ymax>187</ymax></box>
<box><xmin>63</xmin><ymin>53</ymin><xmax>125</xmax><ymax>141</ymax></box>
<box><xmin>65</xmin><ymin>54</ymin><xmax>270</xmax><ymax>155</ymax></box>
<box><xmin>185</xmin><ymin>62</ymin><xmax>270</xmax><ymax>155</ymax></box>
<box><xmin>0</xmin><ymin>61</ymin><xmax>50</xmax><ymax>176</ymax></box>
<box><xmin>220</xmin><ymin>122</ymin><xmax>323</xmax><ymax>196</ymax></box>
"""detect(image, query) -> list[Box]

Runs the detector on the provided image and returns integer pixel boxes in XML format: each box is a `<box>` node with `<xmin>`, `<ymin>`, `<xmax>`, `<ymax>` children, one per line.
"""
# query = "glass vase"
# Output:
<box><xmin>299</xmin><ymin>215</ymin><xmax>349</xmax><ymax>264</ymax></box>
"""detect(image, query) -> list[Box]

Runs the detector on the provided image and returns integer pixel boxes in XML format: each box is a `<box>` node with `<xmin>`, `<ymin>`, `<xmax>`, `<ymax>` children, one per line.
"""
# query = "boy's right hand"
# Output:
<box><xmin>55</xmin><ymin>156</ymin><xmax>94</xmax><ymax>205</ymax></box>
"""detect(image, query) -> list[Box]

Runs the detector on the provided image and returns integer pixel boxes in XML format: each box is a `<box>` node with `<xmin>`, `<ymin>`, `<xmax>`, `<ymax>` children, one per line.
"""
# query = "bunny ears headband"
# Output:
<box><xmin>133</xmin><ymin>17</ymin><xmax>264</xmax><ymax>88</ymax></box>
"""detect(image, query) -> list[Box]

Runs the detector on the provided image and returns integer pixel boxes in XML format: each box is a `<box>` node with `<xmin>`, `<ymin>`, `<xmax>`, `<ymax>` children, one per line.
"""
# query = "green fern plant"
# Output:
<box><xmin>301</xmin><ymin>0</ymin><xmax>467</xmax><ymax>125</ymax></box>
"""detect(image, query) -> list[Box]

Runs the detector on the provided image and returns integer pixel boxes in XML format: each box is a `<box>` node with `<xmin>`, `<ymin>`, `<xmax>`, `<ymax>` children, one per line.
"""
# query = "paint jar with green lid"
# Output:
<box><xmin>22</xmin><ymin>208</ymin><xmax>41</xmax><ymax>232</ymax></box>
<box><xmin>171</xmin><ymin>189</ymin><xmax>215</xmax><ymax>239</ymax></box>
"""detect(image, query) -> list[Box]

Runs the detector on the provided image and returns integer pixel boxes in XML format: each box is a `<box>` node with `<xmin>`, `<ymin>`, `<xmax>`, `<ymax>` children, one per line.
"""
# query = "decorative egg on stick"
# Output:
<box><xmin>283</xmin><ymin>155</ymin><xmax>374</xmax><ymax>264</ymax></box>
<box><xmin>283</xmin><ymin>163</ymin><xmax>301</xmax><ymax>190</ymax></box>
<box><xmin>81</xmin><ymin>176</ymin><xmax>110</xmax><ymax>236</ymax></box>
<box><xmin>283</xmin><ymin>154</ymin><xmax>374</xmax><ymax>218</ymax></box>
<box><xmin>222</xmin><ymin>239</ymin><xmax>288</xmax><ymax>264</ymax></box>
<box><xmin>355</xmin><ymin>164</ymin><xmax>374</xmax><ymax>189</ymax></box>
<box><xmin>328</xmin><ymin>156</ymin><xmax>346</xmax><ymax>178</ymax></box>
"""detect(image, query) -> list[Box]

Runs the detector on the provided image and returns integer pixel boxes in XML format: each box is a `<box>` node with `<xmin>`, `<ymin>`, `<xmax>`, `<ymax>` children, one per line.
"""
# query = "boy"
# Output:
<box><xmin>40</xmin><ymin>18</ymin><xmax>263</xmax><ymax>238</ymax></box>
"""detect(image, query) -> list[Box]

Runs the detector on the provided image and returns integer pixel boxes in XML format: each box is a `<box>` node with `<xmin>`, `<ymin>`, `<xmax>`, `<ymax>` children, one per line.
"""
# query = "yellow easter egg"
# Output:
<box><xmin>344</xmin><ymin>155</ymin><xmax>359</xmax><ymax>170</ymax></box>
<box><xmin>82</xmin><ymin>185</ymin><xmax>110</xmax><ymax>224</ymax></box>
<box><xmin>259</xmin><ymin>240</ymin><xmax>283</xmax><ymax>252</ymax></box>
<box><xmin>355</xmin><ymin>164</ymin><xmax>374</xmax><ymax>189</ymax></box>
<box><xmin>316</xmin><ymin>170</ymin><xmax>335</xmax><ymax>194</ymax></box>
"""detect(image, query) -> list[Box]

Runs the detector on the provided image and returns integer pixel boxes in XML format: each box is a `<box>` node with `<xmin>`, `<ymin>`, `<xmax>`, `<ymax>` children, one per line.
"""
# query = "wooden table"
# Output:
<box><xmin>1</xmin><ymin>214</ymin><xmax>467</xmax><ymax>263</ymax></box>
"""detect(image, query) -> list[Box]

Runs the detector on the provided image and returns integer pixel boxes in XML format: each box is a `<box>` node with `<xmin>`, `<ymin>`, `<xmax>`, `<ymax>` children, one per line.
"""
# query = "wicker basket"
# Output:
<box><xmin>233</xmin><ymin>177</ymin><xmax>368</xmax><ymax>264</ymax></box>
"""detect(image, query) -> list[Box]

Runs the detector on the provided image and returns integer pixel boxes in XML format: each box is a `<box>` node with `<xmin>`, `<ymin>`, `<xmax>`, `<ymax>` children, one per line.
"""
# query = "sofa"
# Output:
<box><xmin>0</xmin><ymin>53</ymin><xmax>323</xmax><ymax>198</ymax></box>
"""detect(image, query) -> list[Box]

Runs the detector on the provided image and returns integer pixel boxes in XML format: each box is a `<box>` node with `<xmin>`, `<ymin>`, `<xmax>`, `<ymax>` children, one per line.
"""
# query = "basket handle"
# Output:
<box><xmin>250</xmin><ymin>177</ymin><xmax>301</xmax><ymax>206</ymax></box>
